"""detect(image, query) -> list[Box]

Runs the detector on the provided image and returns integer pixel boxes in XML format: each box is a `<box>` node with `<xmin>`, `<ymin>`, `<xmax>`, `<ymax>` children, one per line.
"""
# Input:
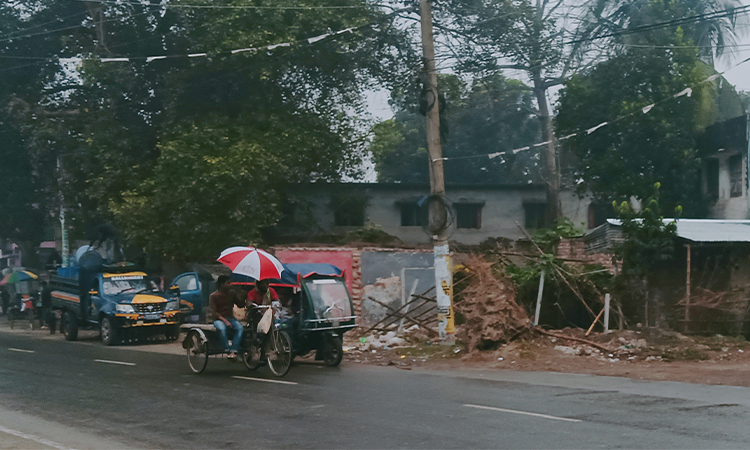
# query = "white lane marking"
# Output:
<box><xmin>0</xmin><ymin>424</ymin><xmax>72</xmax><ymax>450</ymax></box>
<box><xmin>7</xmin><ymin>348</ymin><xmax>35</xmax><ymax>353</ymax></box>
<box><xmin>94</xmin><ymin>359</ymin><xmax>136</xmax><ymax>366</ymax></box>
<box><xmin>232</xmin><ymin>375</ymin><xmax>298</xmax><ymax>385</ymax></box>
<box><xmin>463</xmin><ymin>404</ymin><xmax>582</xmax><ymax>423</ymax></box>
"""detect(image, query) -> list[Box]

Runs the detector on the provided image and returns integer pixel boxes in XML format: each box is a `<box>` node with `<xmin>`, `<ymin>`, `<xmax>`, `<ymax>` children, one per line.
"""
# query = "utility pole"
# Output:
<box><xmin>419</xmin><ymin>0</ymin><xmax>454</xmax><ymax>341</ymax></box>
<box><xmin>57</xmin><ymin>157</ymin><xmax>69</xmax><ymax>268</ymax></box>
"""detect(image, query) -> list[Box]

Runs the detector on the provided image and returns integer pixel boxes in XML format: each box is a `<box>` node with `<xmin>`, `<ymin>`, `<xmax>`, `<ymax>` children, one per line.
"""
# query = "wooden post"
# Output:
<box><xmin>585</xmin><ymin>308</ymin><xmax>605</xmax><ymax>337</ymax></box>
<box><xmin>684</xmin><ymin>244</ymin><xmax>691</xmax><ymax>333</ymax></box>
<box><xmin>603</xmin><ymin>293</ymin><xmax>611</xmax><ymax>333</ymax></box>
<box><xmin>533</xmin><ymin>269</ymin><xmax>546</xmax><ymax>325</ymax></box>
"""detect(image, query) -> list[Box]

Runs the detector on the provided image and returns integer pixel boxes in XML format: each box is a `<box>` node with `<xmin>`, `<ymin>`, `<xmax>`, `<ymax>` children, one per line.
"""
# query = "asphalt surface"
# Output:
<box><xmin>2</xmin><ymin>328</ymin><xmax>750</xmax><ymax>449</ymax></box>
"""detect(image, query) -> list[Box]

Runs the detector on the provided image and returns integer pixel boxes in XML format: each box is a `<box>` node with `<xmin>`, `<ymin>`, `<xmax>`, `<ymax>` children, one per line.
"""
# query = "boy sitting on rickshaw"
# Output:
<box><xmin>207</xmin><ymin>275</ymin><xmax>244</xmax><ymax>361</ymax></box>
<box><xmin>246</xmin><ymin>279</ymin><xmax>278</xmax><ymax>307</ymax></box>
<box><xmin>245</xmin><ymin>279</ymin><xmax>298</xmax><ymax>332</ymax></box>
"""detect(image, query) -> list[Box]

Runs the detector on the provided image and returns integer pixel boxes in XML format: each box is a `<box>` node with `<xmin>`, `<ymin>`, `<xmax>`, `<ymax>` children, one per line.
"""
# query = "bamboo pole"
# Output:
<box><xmin>684</xmin><ymin>244</ymin><xmax>691</xmax><ymax>333</ymax></box>
<box><xmin>533</xmin><ymin>269</ymin><xmax>546</xmax><ymax>326</ymax></box>
<box><xmin>585</xmin><ymin>307</ymin><xmax>605</xmax><ymax>337</ymax></box>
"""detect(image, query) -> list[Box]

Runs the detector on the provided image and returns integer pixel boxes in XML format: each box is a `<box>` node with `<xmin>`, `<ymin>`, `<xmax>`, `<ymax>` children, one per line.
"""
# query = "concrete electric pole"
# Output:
<box><xmin>419</xmin><ymin>0</ymin><xmax>454</xmax><ymax>341</ymax></box>
<box><xmin>57</xmin><ymin>157</ymin><xmax>69</xmax><ymax>268</ymax></box>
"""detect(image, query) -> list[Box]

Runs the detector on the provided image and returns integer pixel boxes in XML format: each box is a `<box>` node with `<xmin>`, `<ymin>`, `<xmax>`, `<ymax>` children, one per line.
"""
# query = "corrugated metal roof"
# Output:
<box><xmin>606</xmin><ymin>219</ymin><xmax>750</xmax><ymax>243</ymax></box>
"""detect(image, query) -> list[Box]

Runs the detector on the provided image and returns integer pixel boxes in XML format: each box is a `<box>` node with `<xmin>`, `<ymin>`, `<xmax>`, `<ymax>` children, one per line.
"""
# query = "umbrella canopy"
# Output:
<box><xmin>217</xmin><ymin>247</ymin><xmax>284</xmax><ymax>281</ymax></box>
<box><xmin>0</xmin><ymin>270</ymin><xmax>38</xmax><ymax>285</ymax></box>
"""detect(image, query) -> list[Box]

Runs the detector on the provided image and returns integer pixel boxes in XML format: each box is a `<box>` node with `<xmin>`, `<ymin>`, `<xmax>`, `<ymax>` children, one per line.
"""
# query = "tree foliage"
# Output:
<box><xmin>586</xmin><ymin>0</ymin><xmax>746</xmax><ymax>64</ymax></box>
<box><xmin>556</xmin><ymin>28</ymin><xmax>712</xmax><ymax>214</ymax></box>
<box><xmin>614</xmin><ymin>183</ymin><xmax>681</xmax><ymax>278</ymax></box>
<box><xmin>370</xmin><ymin>73</ymin><xmax>541</xmax><ymax>184</ymax></box>
<box><xmin>0</xmin><ymin>0</ymin><xmax>415</xmax><ymax>261</ymax></box>
<box><xmin>613</xmin><ymin>183</ymin><xmax>682</xmax><ymax>328</ymax></box>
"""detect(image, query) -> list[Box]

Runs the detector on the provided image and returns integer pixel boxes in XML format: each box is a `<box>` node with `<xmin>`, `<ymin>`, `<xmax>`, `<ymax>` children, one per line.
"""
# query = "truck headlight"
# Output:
<box><xmin>166</xmin><ymin>301</ymin><xmax>179</xmax><ymax>311</ymax></box>
<box><xmin>116</xmin><ymin>304</ymin><xmax>135</xmax><ymax>313</ymax></box>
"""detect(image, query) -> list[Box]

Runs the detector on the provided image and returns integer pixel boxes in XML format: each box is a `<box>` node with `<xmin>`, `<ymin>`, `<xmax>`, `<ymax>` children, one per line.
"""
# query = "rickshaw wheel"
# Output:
<box><xmin>323</xmin><ymin>336</ymin><xmax>343</xmax><ymax>367</ymax></box>
<box><xmin>186</xmin><ymin>331</ymin><xmax>208</xmax><ymax>374</ymax></box>
<box><xmin>242</xmin><ymin>341</ymin><xmax>263</xmax><ymax>371</ymax></box>
<box><xmin>265</xmin><ymin>330</ymin><xmax>292</xmax><ymax>377</ymax></box>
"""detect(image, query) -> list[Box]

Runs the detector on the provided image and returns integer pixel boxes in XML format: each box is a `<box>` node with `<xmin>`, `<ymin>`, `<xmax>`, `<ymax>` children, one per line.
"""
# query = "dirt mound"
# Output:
<box><xmin>455</xmin><ymin>256</ymin><xmax>533</xmax><ymax>350</ymax></box>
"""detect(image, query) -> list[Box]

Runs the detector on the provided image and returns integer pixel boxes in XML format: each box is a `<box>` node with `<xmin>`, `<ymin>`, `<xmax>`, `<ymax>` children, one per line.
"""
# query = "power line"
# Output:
<box><xmin>74</xmin><ymin>0</ymin><xmax>373</xmax><ymax>10</ymax></box>
<box><xmin>436</xmin><ymin>53</ymin><xmax>750</xmax><ymax>164</ymax></box>
<box><xmin>0</xmin><ymin>10</ymin><xmax>89</xmax><ymax>41</ymax></box>
<box><xmin>0</xmin><ymin>9</ymin><xmax>154</xmax><ymax>43</ymax></box>
<box><xmin>565</xmin><ymin>4</ymin><xmax>750</xmax><ymax>45</ymax></box>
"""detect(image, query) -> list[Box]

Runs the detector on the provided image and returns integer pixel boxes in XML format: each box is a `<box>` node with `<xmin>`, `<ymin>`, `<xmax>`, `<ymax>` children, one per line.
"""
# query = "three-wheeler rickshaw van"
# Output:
<box><xmin>232</xmin><ymin>263</ymin><xmax>357</xmax><ymax>365</ymax></box>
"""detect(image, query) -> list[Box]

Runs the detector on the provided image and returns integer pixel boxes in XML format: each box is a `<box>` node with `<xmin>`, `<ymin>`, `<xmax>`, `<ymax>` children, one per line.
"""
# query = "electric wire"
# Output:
<box><xmin>74</xmin><ymin>0</ymin><xmax>375</xmax><ymax>10</ymax></box>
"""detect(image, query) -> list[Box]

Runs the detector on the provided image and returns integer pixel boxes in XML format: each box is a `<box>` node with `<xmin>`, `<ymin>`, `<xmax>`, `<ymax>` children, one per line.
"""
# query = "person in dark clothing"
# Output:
<box><xmin>0</xmin><ymin>287</ymin><xmax>9</xmax><ymax>316</ymax></box>
<box><xmin>41</xmin><ymin>283</ymin><xmax>55</xmax><ymax>334</ymax></box>
<box><xmin>208</xmin><ymin>275</ymin><xmax>244</xmax><ymax>360</ymax></box>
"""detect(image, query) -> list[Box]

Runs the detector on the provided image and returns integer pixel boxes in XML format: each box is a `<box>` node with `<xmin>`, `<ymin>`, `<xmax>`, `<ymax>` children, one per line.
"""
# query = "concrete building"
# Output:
<box><xmin>699</xmin><ymin>115</ymin><xmax>750</xmax><ymax>219</ymax></box>
<box><xmin>277</xmin><ymin>183</ymin><xmax>592</xmax><ymax>246</ymax></box>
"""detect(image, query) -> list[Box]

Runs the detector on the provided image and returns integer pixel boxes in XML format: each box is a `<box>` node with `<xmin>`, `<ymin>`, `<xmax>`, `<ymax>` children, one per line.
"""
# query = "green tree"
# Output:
<box><xmin>556</xmin><ymin>29</ymin><xmax>710</xmax><ymax>214</ymax></box>
<box><xmin>586</xmin><ymin>0</ymin><xmax>746</xmax><ymax>65</ymax></box>
<box><xmin>613</xmin><ymin>183</ymin><xmax>681</xmax><ymax>328</ymax></box>
<box><xmin>1</xmin><ymin>1</ymin><xmax>416</xmax><ymax>261</ymax></box>
<box><xmin>438</xmin><ymin>0</ymin><xmax>602</xmax><ymax>221</ymax></box>
<box><xmin>370</xmin><ymin>73</ymin><xmax>541</xmax><ymax>184</ymax></box>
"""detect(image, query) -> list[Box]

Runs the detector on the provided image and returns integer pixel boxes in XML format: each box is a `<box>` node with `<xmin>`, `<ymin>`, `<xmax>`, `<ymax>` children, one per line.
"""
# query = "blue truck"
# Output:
<box><xmin>51</xmin><ymin>257</ymin><xmax>182</xmax><ymax>346</ymax></box>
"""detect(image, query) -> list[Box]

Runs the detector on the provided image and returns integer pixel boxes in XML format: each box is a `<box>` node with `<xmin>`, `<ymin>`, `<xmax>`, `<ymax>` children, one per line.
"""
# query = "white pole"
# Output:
<box><xmin>57</xmin><ymin>156</ymin><xmax>69</xmax><ymax>268</ymax></box>
<box><xmin>604</xmin><ymin>293</ymin><xmax>611</xmax><ymax>333</ymax></box>
<box><xmin>534</xmin><ymin>269</ymin><xmax>546</xmax><ymax>326</ymax></box>
<box><xmin>399</xmin><ymin>279</ymin><xmax>420</xmax><ymax>334</ymax></box>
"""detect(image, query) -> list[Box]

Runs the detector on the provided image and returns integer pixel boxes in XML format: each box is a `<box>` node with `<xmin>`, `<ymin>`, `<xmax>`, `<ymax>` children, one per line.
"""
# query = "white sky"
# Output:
<box><xmin>716</xmin><ymin>0</ymin><xmax>750</xmax><ymax>93</ymax></box>
<box><xmin>369</xmin><ymin>2</ymin><xmax>750</xmax><ymax>122</ymax></box>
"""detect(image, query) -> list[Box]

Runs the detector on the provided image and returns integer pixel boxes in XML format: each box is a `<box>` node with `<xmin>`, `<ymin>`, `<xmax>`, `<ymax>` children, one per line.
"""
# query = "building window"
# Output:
<box><xmin>587</xmin><ymin>203</ymin><xmax>609</xmax><ymax>229</ymax></box>
<box><xmin>729</xmin><ymin>154</ymin><xmax>743</xmax><ymax>198</ymax></box>
<box><xmin>331</xmin><ymin>192</ymin><xmax>367</xmax><ymax>227</ymax></box>
<box><xmin>706</xmin><ymin>158</ymin><xmax>719</xmax><ymax>199</ymax></box>
<box><xmin>398</xmin><ymin>202</ymin><xmax>428</xmax><ymax>227</ymax></box>
<box><xmin>334</xmin><ymin>207</ymin><xmax>365</xmax><ymax>227</ymax></box>
<box><xmin>455</xmin><ymin>203</ymin><xmax>482</xmax><ymax>229</ymax></box>
<box><xmin>524</xmin><ymin>203</ymin><xmax>546</xmax><ymax>229</ymax></box>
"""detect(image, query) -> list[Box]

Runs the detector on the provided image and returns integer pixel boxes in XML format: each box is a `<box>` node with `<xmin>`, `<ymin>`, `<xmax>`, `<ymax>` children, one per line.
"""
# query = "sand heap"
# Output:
<box><xmin>455</xmin><ymin>256</ymin><xmax>533</xmax><ymax>351</ymax></box>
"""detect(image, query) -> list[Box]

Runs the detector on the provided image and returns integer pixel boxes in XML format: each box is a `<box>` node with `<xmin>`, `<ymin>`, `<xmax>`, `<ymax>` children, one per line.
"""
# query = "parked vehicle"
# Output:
<box><xmin>50</xmin><ymin>252</ymin><xmax>181</xmax><ymax>346</ymax></box>
<box><xmin>4</xmin><ymin>276</ymin><xmax>40</xmax><ymax>330</ymax></box>
<box><xmin>170</xmin><ymin>269</ymin><xmax>216</xmax><ymax>323</ymax></box>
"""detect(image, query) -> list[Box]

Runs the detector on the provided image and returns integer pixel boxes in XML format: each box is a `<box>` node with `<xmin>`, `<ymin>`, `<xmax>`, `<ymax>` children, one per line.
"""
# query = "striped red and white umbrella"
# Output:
<box><xmin>217</xmin><ymin>246</ymin><xmax>284</xmax><ymax>280</ymax></box>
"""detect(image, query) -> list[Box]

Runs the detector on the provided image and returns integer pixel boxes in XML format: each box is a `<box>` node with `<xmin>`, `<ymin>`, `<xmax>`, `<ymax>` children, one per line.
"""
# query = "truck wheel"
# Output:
<box><xmin>61</xmin><ymin>311</ymin><xmax>78</xmax><ymax>341</ymax></box>
<box><xmin>100</xmin><ymin>317</ymin><xmax>119</xmax><ymax>346</ymax></box>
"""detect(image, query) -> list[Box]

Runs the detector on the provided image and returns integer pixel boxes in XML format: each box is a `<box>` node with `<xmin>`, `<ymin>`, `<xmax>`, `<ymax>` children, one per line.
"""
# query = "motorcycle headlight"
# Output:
<box><xmin>166</xmin><ymin>301</ymin><xmax>179</xmax><ymax>311</ymax></box>
<box><xmin>116</xmin><ymin>304</ymin><xmax>135</xmax><ymax>313</ymax></box>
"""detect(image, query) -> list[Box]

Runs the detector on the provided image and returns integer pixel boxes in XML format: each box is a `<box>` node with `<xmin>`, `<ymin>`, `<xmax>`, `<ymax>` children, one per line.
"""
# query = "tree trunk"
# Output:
<box><xmin>84</xmin><ymin>2</ymin><xmax>109</xmax><ymax>55</ymax></box>
<box><xmin>17</xmin><ymin>240</ymin><xmax>42</xmax><ymax>271</ymax></box>
<box><xmin>648</xmin><ymin>280</ymin><xmax>670</xmax><ymax>330</ymax></box>
<box><xmin>532</xmin><ymin>72</ymin><xmax>561</xmax><ymax>225</ymax></box>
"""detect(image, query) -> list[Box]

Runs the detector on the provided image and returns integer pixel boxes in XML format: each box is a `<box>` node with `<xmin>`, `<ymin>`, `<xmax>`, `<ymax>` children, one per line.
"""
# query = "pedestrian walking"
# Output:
<box><xmin>41</xmin><ymin>282</ymin><xmax>55</xmax><ymax>334</ymax></box>
<box><xmin>0</xmin><ymin>286</ymin><xmax>9</xmax><ymax>316</ymax></box>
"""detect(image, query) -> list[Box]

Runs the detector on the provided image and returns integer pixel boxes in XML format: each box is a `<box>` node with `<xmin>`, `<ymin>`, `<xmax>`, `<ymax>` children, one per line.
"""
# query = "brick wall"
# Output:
<box><xmin>557</xmin><ymin>238</ymin><xmax>617</xmax><ymax>274</ymax></box>
<box><xmin>272</xmin><ymin>246</ymin><xmax>364</xmax><ymax>317</ymax></box>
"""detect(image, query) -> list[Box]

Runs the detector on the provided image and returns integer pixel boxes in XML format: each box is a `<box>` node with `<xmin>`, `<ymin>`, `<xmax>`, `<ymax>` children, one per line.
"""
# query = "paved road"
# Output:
<box><xmin>1</xmin><ymin>329</ymin><xmax>750</xmax><ymax>449</ymax></box>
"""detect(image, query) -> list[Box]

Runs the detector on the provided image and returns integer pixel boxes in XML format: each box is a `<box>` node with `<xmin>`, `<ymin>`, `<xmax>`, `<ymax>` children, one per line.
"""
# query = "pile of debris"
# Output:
<box><xmin>454</xmin><ymin>256</ymin><xmax>533</xmax><ymax>351</ymax></box>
